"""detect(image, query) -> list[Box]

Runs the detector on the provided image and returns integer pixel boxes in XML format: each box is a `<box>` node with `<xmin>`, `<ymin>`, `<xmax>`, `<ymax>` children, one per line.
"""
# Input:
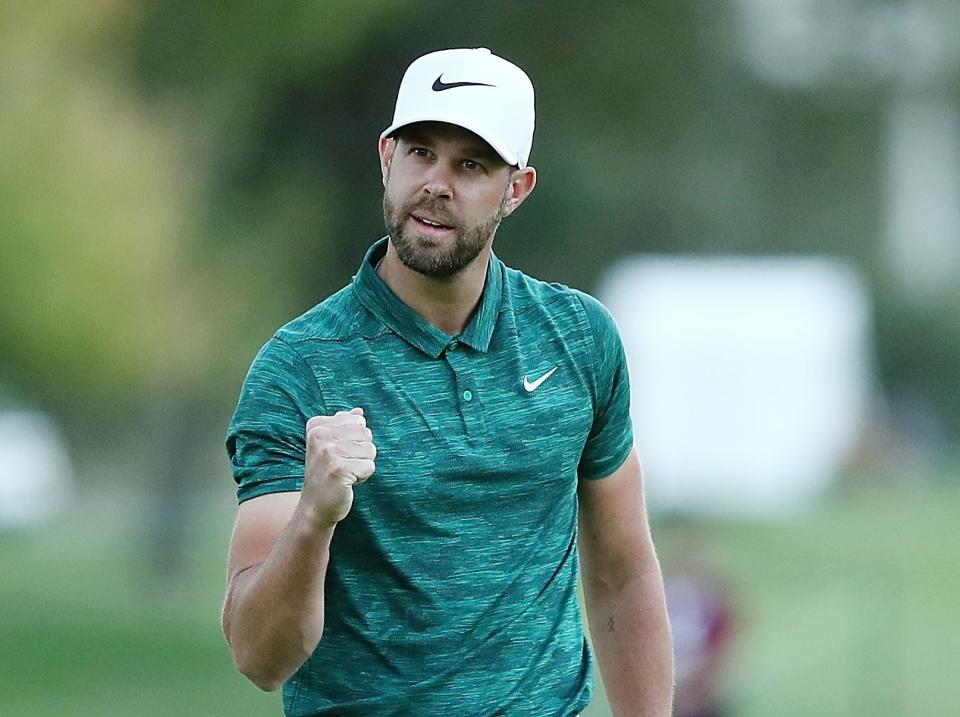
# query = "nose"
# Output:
<box><xmin>421</xmin><ymin>162</ymin><xmax>453</xmax><ymax>199</ymax></box>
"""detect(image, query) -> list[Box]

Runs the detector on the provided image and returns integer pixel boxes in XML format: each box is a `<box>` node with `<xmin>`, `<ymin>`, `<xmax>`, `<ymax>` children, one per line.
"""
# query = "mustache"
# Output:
<box><xmin>405</xmin><ymin>197</ymin><xmax>460</xmax><ymax>228</ymax></box>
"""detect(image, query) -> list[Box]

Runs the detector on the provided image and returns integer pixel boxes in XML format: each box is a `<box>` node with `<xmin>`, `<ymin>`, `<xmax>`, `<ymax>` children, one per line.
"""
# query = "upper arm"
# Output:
<box><xmin>578</xmin><ymin>448</ymin><xmax>658</xmax><ymax>586</ymax></box>
<box><xmin>226</xmin><ymin>491</ymin><xmax>301</xmax><ymax>586</ymax></box>
<box><xmin>222</xmin><ymin>491</ymin><xmax>301</xmax><ymax>643</ymax></box>
<box><xmin>574</xmin><ymin>290</ymin><xmax>634</xmax><ymax>480</ymax></box>
<box><xmin>227</xmin><ymin>337</ymin><xmax>322</xmax><ymax>503</ymax></box>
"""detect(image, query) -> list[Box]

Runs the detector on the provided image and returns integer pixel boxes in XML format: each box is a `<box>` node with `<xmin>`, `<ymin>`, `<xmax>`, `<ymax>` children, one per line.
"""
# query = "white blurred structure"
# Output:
<box><xmin>736</xmin><ymin>0</ymin><xmax>960</xmax><ymax>298</ymax></box>
<box><xmin>600</xmin><ymin>257</ymin><xmax>872</xmax><ymax>517</ymax></box>
<box><xmin>0</xmin><ymin>410</ymin><xmax>74</xmax><ymax>529</ymax></box>
<box><xmin>885</xmin><ymin>94</ymin><xmax>960</xmax><ymax>297</ymax></box>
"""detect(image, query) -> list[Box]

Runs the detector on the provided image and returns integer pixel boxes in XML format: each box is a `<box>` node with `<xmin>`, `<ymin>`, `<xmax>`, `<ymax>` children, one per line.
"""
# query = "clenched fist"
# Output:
<box><xmin>302</xmin><ymin>407</ymin><xmax>376</xmax><ymax>526</ymax></box>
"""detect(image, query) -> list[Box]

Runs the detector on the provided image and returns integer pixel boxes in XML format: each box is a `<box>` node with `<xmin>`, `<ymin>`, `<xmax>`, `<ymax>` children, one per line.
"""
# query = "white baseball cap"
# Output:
<box><xmin>380</xmin><ymin>48</ymin><xmax>535</xmax><ymax>168</ymax></box>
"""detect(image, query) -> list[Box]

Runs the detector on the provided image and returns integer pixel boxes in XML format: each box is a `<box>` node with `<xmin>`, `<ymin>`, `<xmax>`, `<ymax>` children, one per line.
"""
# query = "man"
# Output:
<box><xmin>223</xmin><ymin>47</ymin><xmax>673</xmax><ymax>716</ymax></box>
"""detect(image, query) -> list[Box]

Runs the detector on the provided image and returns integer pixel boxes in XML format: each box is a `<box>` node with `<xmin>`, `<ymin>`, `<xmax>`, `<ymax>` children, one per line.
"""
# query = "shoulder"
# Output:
<box><xmin>502</xmin><ymin>264</ymin><xmax>581</xmax><ymax>315</ymax></box>
<box><xmin>242</xmin><ymin>283</ymin><xmax>374</xmax><ymax>390</ymax></box>
<box><xmin>263</xmin><ymin>282</ymin><xmax>390</xmax><ymax>377</ymax></box>
<box><xmin>273</xmin><ymin>284</ymin><xmax>373</xmax><ymax>347</ymax></box>
<box><xmin>502</xmin><ymin>265</ymin><xmax>621</xmax><ymax>348</ymax></box>
<box><xmin>569</xmin><ymin>289</ymin><xmax>622</xmax><ymax>351</ymax></box>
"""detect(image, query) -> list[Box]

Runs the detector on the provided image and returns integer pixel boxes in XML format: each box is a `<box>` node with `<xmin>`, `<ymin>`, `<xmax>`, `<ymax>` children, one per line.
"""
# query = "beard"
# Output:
<box><xmin>383</xmin><ymin>192</ymin><xmax>504</xmax><ymax>278</ymax></box>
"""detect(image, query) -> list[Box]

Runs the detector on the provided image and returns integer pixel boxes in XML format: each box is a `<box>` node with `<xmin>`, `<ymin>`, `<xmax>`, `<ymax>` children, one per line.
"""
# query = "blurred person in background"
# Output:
<box><xmin>221</xmin><ymin>48</ymin><xmax>673</xmax><ymax>716</ymax></box>
<box><xmin>668</xmin><ymin>572</ymin><xmax>732</xmax><ymax>717</ymax></box>
<box><xmin>662</xmin><ymin>519</ymin><xmax>734</xmax><ymax>717</ymax></box>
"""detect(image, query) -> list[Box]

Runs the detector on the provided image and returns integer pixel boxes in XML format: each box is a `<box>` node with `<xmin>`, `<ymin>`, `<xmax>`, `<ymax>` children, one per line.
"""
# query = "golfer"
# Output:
<box><xmin>223</xmin><ymin>47</ymin><xmax>674</xmax><ymax>716</ymax></box>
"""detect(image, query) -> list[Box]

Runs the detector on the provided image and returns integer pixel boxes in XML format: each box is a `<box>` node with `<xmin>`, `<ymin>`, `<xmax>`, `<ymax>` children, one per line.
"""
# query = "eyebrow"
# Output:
<box><xmin>463</xmin><ymin>144</ymin><xmax>503</xmax><ymax>164</ymax></box>
<box><xmin>400</xmin><ymin>131</ymin><xmax>503</xmax><ymax>164</ymax></box>
<box><xmin>452</xmin><ymin>142</ymin><xmax>507</xmax><ymax>167</ymax></box>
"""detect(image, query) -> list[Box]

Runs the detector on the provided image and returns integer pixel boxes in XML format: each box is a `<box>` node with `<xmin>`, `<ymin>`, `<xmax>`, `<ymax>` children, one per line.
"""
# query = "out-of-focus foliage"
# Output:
<box><xmin>2</xmin><ymin>0</ymin><xmax>959</xmax><ymax>444</ymax></box>
<box><xmin>1</xmin><ymin>2</ymin><xmax>191</xmax><ymax>405</ymax></box>
<box><xmin>0</xmin><ymin>1</ymin><xmax>399</xmax><ymax>416</ymax></box>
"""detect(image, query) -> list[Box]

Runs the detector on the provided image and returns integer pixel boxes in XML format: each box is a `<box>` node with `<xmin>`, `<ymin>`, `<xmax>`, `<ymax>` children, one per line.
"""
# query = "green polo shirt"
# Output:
<box><xmin>226</xmin><ymin>238</ymin><xmax>634</xmax><ymax>717</ymax></box>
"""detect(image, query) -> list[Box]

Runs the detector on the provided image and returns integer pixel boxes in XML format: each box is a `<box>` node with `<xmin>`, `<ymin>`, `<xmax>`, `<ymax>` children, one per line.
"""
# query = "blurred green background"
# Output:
<box><xmin>2</xmin><ymin>1</ymin><xmax>958</xmax><ymax>715</ymax></box>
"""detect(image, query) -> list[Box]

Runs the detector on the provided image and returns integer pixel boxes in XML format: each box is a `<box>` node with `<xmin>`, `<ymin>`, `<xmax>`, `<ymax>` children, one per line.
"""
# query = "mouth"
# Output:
<box><xmin>410</xmin><ymin>213</ymin><xmax>454</xmax><ymax>234</ymax></box>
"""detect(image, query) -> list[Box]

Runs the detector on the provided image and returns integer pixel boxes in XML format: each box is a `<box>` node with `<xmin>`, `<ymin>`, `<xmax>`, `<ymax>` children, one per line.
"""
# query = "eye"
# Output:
<box><xmin>410</xmin><ymin>146</ymin><xmax>430</xmax><ymax>158</ymax></box>
<box><xmin>462</xmin><ymin>159</ymin><xmax>484</xmax><ymax>172</ymax></box>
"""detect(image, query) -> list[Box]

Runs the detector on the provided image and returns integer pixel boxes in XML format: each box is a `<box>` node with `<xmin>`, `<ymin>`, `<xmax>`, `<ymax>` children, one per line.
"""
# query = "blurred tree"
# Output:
<box><xmin>1</xmin><ymin>0</ymin><xmax>956</xmax><ymax>570</ymax></box>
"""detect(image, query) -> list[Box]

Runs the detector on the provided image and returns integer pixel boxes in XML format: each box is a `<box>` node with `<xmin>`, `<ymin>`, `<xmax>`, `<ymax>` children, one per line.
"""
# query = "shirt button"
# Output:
<box><xmin>462</xmin><ymin>390</ymin><xmax>473</xmax><ymax>402</ymax></box>
<box><xmin>448</xmin><ymin>341</ymin><xmax>458</xmax><ymax>352</ymax></box>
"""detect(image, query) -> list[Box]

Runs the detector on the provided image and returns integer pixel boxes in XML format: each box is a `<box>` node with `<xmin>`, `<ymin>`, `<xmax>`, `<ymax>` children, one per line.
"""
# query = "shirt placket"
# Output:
<box><xmin>443</xmin><ymin>339</ymin><xmax>487</xmax><ymax>437</ymax></box>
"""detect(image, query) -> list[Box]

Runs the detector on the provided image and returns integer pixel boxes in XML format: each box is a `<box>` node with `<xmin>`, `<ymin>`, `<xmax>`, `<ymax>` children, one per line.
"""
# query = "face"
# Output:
<box><xmin>380</xmin><ymin>122</ymin><xmax>534</xmax><ymax>278</ymax></box>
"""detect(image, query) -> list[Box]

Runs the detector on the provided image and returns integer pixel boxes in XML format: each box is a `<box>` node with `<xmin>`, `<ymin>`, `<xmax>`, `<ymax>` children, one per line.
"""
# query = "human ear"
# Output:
<box><xmin>501</xmin><ymin>166</ymin><xmax>537</xmax><ymax>217</ymax></box>
<box><xmin>378</xmin><ymin>137</ymin><xmax>397</xmax><ymax>186</ymax></box>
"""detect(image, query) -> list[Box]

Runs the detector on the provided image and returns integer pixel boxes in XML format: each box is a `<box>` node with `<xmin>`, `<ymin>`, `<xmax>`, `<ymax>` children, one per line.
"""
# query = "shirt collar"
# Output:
<box><xmin>353</xmin><ymin>237</ymin><xmax>504</xmax><ymax>358</ymax></box>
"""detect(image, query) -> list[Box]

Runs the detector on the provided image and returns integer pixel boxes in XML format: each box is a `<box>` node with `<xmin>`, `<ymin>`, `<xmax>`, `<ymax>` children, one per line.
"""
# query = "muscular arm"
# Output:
<box><xmin>578</xmin><ymin>448</ymin><xmax>674</xmax><ymax>716</ymax></box>
<box><xmin>222</xmin><ymin>408</ymin><xmax>375</xmax><ymax>691</ymax></box>
<box><xmin>222</xmin><ymin>492</ymin><xmax>334</xmax><ymax>691</ymax></box>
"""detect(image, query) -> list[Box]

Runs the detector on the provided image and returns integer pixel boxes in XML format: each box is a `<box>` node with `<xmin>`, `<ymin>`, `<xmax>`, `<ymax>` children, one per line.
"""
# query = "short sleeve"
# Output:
<box><xmin>225</xmin><ymin>337</ymin><xmax>326</xmax><ymax>503</ymax></box>
<box><xmin>574</xmin><ymin>291</ymin><xmax>634</xmax><ymax>479</ymax></box>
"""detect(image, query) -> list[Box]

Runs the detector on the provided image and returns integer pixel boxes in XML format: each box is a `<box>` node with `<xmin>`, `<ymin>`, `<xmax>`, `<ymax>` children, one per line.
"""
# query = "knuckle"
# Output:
<box><xmin>308</xmin><ymin>418</ymin><xmax>331</xmax><ymax>432</ymax></box>
<box><xmin>308</xmin><ymin>435</ymin><xmax>335</xmax><ymax>457</ymax></box>
<box><xmin>327</xmin><ymin>456</ymin><xmax>348</xmax><ymax>476</ymax></box>
<box><xmin>306</xmin><ymin>425</ymin><xmax>327</xmax><ymax>444</ymax></box>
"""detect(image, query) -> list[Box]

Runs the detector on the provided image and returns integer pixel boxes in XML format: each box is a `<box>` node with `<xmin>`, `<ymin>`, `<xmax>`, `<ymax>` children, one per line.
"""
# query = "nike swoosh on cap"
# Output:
<box><xmin>432</xmin><ymin>75</ymin><xmax>496</xmax><ymax>92</ymax></box>
<box><xmin>523</xmin><ymin>366</ymin><xmax>558</xmax><ymax>393</ymax></box>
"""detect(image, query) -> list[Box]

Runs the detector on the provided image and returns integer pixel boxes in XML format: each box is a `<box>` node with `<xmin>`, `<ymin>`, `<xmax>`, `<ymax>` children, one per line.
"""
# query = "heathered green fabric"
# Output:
<box><xmin>226</xmin><ymin>238</ymin><xmax>634</xmax><ymax>717</ymax></box>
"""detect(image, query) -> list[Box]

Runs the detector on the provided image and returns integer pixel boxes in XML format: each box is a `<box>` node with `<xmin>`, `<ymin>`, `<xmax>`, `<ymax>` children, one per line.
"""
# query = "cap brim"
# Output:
<box><xmin>380</xmin><ymin>116</ymin><xmax>522</xmax><ymax>168</ymax></box>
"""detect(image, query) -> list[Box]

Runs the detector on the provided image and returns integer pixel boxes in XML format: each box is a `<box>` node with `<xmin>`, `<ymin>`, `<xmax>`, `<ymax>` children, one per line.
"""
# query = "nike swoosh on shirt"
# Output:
<box><xmin>432</xmin><ymin>75</ymin><xmax>496</xmax><ymax>92</ymax></box>
<box><xmin>523</xmin><ymin>366</ymin><xmax>558</xmax><ymax>392</ymax></box>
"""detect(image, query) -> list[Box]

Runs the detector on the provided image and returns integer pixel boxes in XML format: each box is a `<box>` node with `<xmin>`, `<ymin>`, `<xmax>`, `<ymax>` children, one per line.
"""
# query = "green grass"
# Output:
<box><xmin>2</xmin><ymin>478</ymin><xmax>958</xmax><ymax>716</ymax></box>
<box><xmin>666</xmin><ymin>478</ymin><xmax>960</xmax><ymax>717</ymax></box>
<box><xmin>0</xmin><ymin>495</ymin><xmax>278</xmax><ymax>716</ymax></box>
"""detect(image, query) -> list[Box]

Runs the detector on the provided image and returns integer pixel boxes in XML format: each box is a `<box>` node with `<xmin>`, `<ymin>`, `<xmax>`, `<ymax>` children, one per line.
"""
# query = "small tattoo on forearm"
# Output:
<box><xmin>607</xmin><ymin>616</ymin><xmax>615</xmax><ymax>632</ymax></box>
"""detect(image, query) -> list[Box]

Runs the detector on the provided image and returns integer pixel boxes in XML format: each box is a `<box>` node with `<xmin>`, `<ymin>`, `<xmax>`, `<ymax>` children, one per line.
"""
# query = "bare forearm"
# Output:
<box><xmin>584</xmin><ymin>570</ymin><xmax>674</xmax><ymax>716</ymax></box>
<box><xmin>223</xmin><ymin>502</ymin><xmax>335</xmax><ymax>691</ymax></box>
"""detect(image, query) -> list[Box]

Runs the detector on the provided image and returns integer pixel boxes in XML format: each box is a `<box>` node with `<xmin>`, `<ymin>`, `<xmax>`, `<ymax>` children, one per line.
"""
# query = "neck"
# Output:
<box><xmin>377</xmin><ymin>241</ymin><xmax>492</xmax><ymax>335</ymax></box>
